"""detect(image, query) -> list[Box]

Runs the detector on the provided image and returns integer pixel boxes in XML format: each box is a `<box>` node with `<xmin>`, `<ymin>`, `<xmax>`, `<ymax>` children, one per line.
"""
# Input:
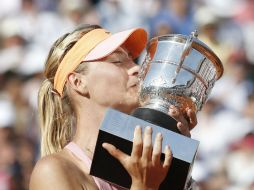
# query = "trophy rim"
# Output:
<box><xmin>148</xmin><ymin>34</ymin><xmax>224</xmax><ymax>80</ymax></box>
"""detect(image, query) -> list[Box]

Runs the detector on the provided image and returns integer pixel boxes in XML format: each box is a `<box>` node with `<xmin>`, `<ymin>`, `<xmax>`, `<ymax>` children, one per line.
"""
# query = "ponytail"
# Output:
<box><xmin>38</xmin><ymin>79</ymin><xmax>73</xmax><ymax>157</ymax></box>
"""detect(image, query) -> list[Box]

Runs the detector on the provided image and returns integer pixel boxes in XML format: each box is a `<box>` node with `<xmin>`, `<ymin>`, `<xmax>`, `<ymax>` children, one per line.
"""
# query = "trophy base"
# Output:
<box><xmin>90</xmin><ymin>108</ymin><xmax>199</xmax><ymax>190</ymax></box>
<box><xmin>131</xmin><ymin>107</ymin><xmax>180</xmax><ymax>134</ymax></box>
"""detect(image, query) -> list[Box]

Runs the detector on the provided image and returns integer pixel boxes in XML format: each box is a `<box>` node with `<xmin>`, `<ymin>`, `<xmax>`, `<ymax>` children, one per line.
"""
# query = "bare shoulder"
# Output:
<box><xmin>29</xmin><ymin>152</ymin><xmax>81</xmax><ymax>190</ymax></box>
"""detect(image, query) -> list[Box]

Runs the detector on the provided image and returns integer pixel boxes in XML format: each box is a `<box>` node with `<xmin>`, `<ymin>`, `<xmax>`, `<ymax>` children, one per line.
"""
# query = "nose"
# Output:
<box><xmin>127</xmin><ymin>63</ymin><xmax>140</xmax><ymax>76</ymax></box>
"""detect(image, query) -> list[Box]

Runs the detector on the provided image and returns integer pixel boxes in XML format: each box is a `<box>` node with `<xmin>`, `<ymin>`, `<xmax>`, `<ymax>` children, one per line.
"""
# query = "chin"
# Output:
<box><xmin>125</xmin><ymin>101</ymin><xmax>140</xmax><ymax>114</ymax></box>
<box><xmin>112</xmin><ymin>93</ymin><xmax>140</xmax><ymax>114</ymax></box>
<box><xmin>113</xmin><ymin>101</ymin><xmax>139</xmax><ymax>115</ymax></box>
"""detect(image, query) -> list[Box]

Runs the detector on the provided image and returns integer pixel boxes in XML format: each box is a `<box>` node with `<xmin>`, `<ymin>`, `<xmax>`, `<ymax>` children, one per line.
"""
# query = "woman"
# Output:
<box><xmin>29</xmin><ymin>24</ymin><xmax>197</xmax><ymax>190</ymax></box>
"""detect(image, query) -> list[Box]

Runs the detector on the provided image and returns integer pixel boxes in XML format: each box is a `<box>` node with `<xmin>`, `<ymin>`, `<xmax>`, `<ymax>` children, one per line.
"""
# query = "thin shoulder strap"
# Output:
<box><xmin>65</xmin><ymin>142</ymin><xmax>121</xmax><ymax>190</ymax></box>
<box><xmin>65</xmin><ymin>142</ymin><xmax>92</xmax><ymax>168</ymax></box>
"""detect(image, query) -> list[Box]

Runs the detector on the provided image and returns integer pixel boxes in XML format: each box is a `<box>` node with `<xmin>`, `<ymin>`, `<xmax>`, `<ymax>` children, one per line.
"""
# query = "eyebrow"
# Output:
<box><xmin>112</xmin><ymin>49</ymin><xmax>129</xmax><ymax>58</ymax></box>
<box><xmin>102</xmin><ymin>48</ymin><xmax>132</xmax><ymax>62</ymax></box>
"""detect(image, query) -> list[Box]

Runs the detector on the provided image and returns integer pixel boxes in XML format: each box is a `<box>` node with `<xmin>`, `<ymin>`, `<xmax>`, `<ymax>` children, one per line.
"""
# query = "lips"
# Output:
<box><xmin>130</xmin><ymin>83</ymin><xmax>137</xmax><ymax>87</ymax></box>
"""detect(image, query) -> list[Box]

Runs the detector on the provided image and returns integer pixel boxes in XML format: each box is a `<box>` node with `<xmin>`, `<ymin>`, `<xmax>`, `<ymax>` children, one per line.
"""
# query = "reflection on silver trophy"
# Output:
<box><xmin>137</xmin><ymin>31</ymin><xmax>224</xmax><ymax>126</ymax></box>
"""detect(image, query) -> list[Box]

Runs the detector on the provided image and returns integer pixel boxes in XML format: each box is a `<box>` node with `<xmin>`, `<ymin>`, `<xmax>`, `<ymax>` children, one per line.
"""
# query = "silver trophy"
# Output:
<box><xmin>132</xmin><ymin>31</ymin><xmax>224</xmax><ymax>132</ymax></box>
<box><xmin>91</xmin><ymin>31</ymin><xmax>224</xmax><ymax>190</ymax></box>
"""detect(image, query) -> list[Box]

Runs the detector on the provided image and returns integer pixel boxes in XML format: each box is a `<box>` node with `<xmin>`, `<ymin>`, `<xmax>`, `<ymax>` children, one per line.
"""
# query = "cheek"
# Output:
<box><xmin>87</xmin><ymin>69</ymin><xmax>128</xmax><ymax>103</ymax></box>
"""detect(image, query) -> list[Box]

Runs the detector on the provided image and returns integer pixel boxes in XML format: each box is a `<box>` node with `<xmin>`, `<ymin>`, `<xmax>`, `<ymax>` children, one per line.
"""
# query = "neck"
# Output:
<box><xmin>72</xmin><ymin>100</ymin><xmax>107</xmax><ymax>158</ymax></box>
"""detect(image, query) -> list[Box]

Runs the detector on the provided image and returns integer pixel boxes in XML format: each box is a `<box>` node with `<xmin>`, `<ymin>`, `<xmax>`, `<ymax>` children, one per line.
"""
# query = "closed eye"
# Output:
<box><xmin>111</xmin><ymin>61</ymin><xmax>123</xmax><ymax>64</ymax></box>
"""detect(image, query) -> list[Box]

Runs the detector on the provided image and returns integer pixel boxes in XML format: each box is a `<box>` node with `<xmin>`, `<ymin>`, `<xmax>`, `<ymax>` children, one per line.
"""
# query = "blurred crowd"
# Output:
<box><xmin>0</xmin><ymin>0</ymin><xmax>254</xmax><ymax>190</ymax></box>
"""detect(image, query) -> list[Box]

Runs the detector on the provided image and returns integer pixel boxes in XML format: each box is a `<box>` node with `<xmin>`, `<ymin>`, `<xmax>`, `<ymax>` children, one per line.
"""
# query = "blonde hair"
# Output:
<box><xmin>38</xmin><ymin>25</ymin><xmax>101</xmax><ymax>157</ymax></box>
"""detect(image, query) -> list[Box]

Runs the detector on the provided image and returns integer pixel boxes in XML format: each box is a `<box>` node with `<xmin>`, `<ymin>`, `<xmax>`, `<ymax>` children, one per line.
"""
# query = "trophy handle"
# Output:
<box><xmin>172</xmin><ymin>30</ymin><xmax>198</xmax><ymax>84</ymax></box>
<box><xmin>131</xmin><ymin>107</ymin><xmax>180</xmax><ymax>133</ymax></box>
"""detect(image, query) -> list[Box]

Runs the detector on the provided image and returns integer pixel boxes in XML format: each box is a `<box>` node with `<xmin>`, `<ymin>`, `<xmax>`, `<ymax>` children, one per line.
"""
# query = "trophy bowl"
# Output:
<box><xmin>133</xmin><ymin>31</ymin><xmax>224</xmax><ymax>131</ymax></box>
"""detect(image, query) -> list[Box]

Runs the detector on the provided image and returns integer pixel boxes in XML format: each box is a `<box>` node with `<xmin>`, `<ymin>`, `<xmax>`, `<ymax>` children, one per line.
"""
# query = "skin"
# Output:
<box><xmin>29</xmin><ymin>47</ymin><xmax>197</xmax><ymax>190</ymax></box>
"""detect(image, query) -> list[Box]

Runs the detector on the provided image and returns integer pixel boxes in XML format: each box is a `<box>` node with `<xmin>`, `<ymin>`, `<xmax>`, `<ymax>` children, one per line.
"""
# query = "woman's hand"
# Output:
<box><xmin>168</xmin><ymin>105</ymin><xmax>197</xmax><ymax>137</ymax></box>
<box><xmin>102</xmin><ymin>126</ymin><xmax>172</xmax><ymax>190</ymax></box>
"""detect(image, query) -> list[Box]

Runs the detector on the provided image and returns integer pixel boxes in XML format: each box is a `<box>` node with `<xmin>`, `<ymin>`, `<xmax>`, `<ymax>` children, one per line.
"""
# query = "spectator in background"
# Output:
<box><xmin>148</xmin><ymin>9</ymin><xmax>177</xmax><ymax>37</ymax></box>
<box><xmin>233</xmin><ymin>0</ymin><xmax>254</xmax><ymax>65</ymax></box>
<box><xmin>211</xmin><ymin>55</ymin><xmax>253</xmax><ymax>113</ymax></box>
<box><xmin>0</xmin><ymin>0</ymin><xmax>21</xmax><ymax>18</ymax></box>
<box><xmin>58</xmin><ymin>0</ymin><xmax>93</xmax><ymax>29</ymax></box>
<box><xmin>225</xmin><ymin>134</ymin><xmax>254</xmax><ymax>190</ymax></box>
<box><xmin>96</xmin><ymin>0</ymin><xmax>157</xmax><ymax>33</ymax></box>
<box><xmin>0</xmin><ymin>18</ymin><xmax>26</xmax><ymax>74</ymax></box>
<box><xmin>0</xmin><ymin>100</ymin><xmax>36</xmax><ymax>190</ymax></box>
<box><xmin>149</xmin><ymin>0</ymin><xmax>195</xmax><ymax>37</ymax></box>
<box><xmin>194</xmin><ymin>6</ymin><xmax>232</xmax><ymax>67</ymax></box>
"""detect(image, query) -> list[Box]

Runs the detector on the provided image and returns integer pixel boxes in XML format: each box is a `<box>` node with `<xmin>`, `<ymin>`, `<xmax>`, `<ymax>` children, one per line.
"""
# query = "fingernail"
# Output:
<box><xmin>135</xmin><ymin>125</ymin><xmax>141</xmax><ymax>129</ymax></box>
<box><xmin>178</xmin><ymin>123</ymin><xmax>183</xmax><ymax>129</ymax></box>
<box><xmin>157</xmin><ymin>132</ymin><xmax>162</xmax><ymax>138</ymax></box>
<box><xmin>171</xmin><ymin>109</ymin><xmax>176</xmax><ymax>114</ymax></box>
<box><xmin>146</xmin><ymin>126</ymin><xmax>152</xmax><ymax>132</ymax></box>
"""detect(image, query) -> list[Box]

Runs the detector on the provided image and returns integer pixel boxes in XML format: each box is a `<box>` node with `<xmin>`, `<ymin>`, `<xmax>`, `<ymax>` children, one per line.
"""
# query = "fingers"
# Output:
<box><xmin>168</xmin><ymin>105</ymin><xmax>192</xmax><ymax>137</ymax></box>
<box><xmin>163</xmin><ymin>145</ymin><xmax>173</xmax><ymax>169</ymax></box>
<box><xmin>103</xmin><ymin>126</ymin><xmax>173</xmax><ymax>177</ymax></box>
<box><xmin>131</xmin><ymin>126</ymin><xmax>143</xmax><ymax>159</ymax></box>
<box><xmin>102</xmin><ymin>143</ymin><xmax>128</xmax><ymax>166</ymax></box>
<box><xmin>152</xmin><ymin>132</ymin><xmax>163</xmax><ymax>166</ymax></box>
<box><xmin>133</xmin><ymin>126</ymin><xmax>170</xmax><ymax>168</ymax></box>
<box><xmin>177</xmin><ymin>122</ymin><xmax>191</xmax><ymax>137</ymax></box>
<box><xmin>138</xmin><ymin>127</ymin><xmax>172</xmax><ymax>170</ymax></box>
<box><xmin>168</xmin><ymin>106</ymin><xmax>189</xmax><ymax>128</ymax></box>
<box><xmin>186</xmin><ymin>108</ymin><xmax>197</xmax><ymax>130</ymax></box>
<box><xmin>152</xmin><ymin>132</ymin><xmax>173</xmax><ymax>169</ymax></box>
<box><xmin>142</xmin><ymin>127</ymin><xmax>153</xmax><ymax>160</ymax></box>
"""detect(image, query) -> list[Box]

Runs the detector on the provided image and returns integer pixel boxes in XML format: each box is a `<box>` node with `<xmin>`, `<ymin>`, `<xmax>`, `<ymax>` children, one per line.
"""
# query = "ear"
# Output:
<box><xmin>67</xmin><ymin>72</ymin><xmax>88</xmax><ymax>96</ymax></box>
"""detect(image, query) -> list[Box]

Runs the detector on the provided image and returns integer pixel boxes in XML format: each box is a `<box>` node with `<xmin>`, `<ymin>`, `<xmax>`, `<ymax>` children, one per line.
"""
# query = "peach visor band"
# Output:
<box><xmin>53</xmin><ymin>29</ymin><xmax>111</xmax><ymax>97</ymax></box>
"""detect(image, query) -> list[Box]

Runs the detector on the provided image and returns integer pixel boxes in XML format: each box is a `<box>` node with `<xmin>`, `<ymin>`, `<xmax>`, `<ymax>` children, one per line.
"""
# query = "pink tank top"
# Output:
<box><xmin>65</xmin><ymin>142</ymin><xmax>125</xmax><ymax>190</ymax></box>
